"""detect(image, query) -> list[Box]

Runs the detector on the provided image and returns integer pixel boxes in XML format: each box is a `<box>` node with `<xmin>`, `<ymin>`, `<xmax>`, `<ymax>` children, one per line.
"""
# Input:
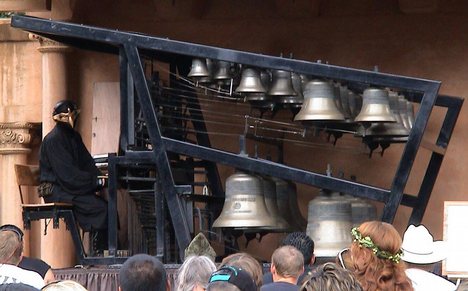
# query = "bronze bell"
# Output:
<box><xmin>348</xmin><ymin>91</ymin><xmax>362</xmax><ymax>119</ymax></box>
<box><xmin>398</xmin><ymin>96</ymin><xmax>411</xmax><ymax>130</ymax></box>
<box><xmin>276</xmin><ymin>72</ymin><xmax>303</xmax><ymax>105</ymax></box>
<box><xmin>354</xmin><ymin>88</ymin><xmax>396</xmax><ymax>123</ymax></box>
<box><xmin>213</xmin><ymin>61</ymin><xmax>232</xmax><ymax>81</ymax></box>
<box><xmin>306</xmin><ymin>192</ymin><xmax>353</xmax><ymax>257</ymax></box>
<box><xmin>245</xmin><ymin>71</ymin><xmax>272</xmax><ymax>102</ymax></box>
<box><xmin>356</xmin><ymin>91</ymin><xmax>410</xmax><ymax>138</ymax></box>
<box><xmin>235</xmin><ymin>68</ymin><xmax>267</xmax><ymax>93</ymax></box>
<box><xmin>261</xmin><ymin>176</ymin><xmax>290</xmax><ymax>231</ymax></box>
<box><xmin>331</xmin><ymin>193</ymin><xmax>377</xmax><ymax>227</ymax></box>
<box><xmin>294</xmin><ymin>80</ymin><xmax>345</xmax><ymax>122</ymax></box>
<box><xmin>188</xmin><ymin>58</ymin><xmax>210</xmax><ymax>79</ymax></box>
<box><xmin>268</xmin><ymin>70</ymin><xmax>297</xmax><ymax>96</ymax></box>
<box><xmin>338</xmin><ymin>84</ymin><xmax>352</xmax><ymax>119</ymax></box>
<box><xmin>212</xmin><ymin>171</ymin><xmax>276</xmax><ymax>228</ymax></box>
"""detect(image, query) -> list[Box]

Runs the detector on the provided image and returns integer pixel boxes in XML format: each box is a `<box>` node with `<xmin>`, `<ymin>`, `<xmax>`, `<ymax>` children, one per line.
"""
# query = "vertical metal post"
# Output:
<box><xmin>107</xmin><ymin>153</ymin><xmax>118</xmax><ymax>257</ymax></box>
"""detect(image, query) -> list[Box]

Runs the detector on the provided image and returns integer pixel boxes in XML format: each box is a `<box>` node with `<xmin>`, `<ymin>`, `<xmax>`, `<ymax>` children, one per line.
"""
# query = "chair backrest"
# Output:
<box><xmin>15</xmin><ymin>164</ymin><xmax>40</xmax><ymax>204</ymax></box>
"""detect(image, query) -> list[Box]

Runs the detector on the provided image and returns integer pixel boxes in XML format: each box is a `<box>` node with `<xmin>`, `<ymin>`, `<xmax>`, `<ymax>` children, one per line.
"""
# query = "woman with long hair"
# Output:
<box><xmin>339</xmin><ymin>221</ymin><xmax>413</xmax><ymax>291</ymax></box>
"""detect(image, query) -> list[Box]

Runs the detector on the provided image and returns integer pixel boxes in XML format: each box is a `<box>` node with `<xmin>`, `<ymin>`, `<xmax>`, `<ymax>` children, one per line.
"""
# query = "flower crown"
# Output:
<box><xmin>351</xmin><ymin>227</ymin><xmax>403</xmax><ymax>264</ymax></box>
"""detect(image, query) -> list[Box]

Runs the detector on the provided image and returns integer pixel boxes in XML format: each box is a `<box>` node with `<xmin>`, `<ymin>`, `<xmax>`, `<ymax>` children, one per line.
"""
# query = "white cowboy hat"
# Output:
<box><xmin>401</xmin><ymin>224</ymin><xmax>447</xmax><ymax>264</ymax></box>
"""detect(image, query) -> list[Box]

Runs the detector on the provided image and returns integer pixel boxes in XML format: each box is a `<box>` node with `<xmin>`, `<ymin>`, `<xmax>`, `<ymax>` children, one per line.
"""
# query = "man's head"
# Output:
<box><xmin>207</xmin><ymin>265</ymin><xmax>256</xmax><ymax>291</ymax></box>
<box><xmin>52</xmin><ymin>100</ymin><xmax>80</xmax><ymax>128</ymax></box>
<box><xmin>0</xmin><ymin>224</ymin><xmax>24</xmax><ymax>243</ymax></box>
<box><xmin>300</xmin><ymin>262</ymin><xmax>363</xmax><ymax>291</ymax></box>
<box><xmin>0</xmin><ymin>230</ymin><xmax>23</xmax><ymax>265</ymax></box>
<box><xmin>271</xmin><ymin>245</ymin><xmax>304</xmax><ymax>283</ymax></box>
<box><xmin>119</xmin><ymin>254</ymin><xmax>168</xmax><ymax>291</ymax></box>
<box><xmin>281</xmin><ymin>232</ymin><xmax>315</xmax><ymax>266</ymax></box>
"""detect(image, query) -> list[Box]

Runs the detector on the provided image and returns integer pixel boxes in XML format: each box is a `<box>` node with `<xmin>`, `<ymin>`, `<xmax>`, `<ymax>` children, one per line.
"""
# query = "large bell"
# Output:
<box><xmin>235</xmin><ymin>68</ymin><xmax>267</xmax><ymax>93</ymax></box>
<box><xmin>271</xmin><ymin>178</ymin><xmax>299</xmax><ymax>231</ymax></box>
<box><xmin>294</xmin><ymin>80</ymin><xmax>345</xmax><ymax>122</ymax></box>
<box><xmin>212</xmin><ymin>172</ymin><xmax>276</xmax><ymax>228</ymax></box>
<box><xmin>261</xmin><ymin>176</ymin><xmax>290</xmax><ymax>231</ymax></box>
<box><xmin>354</xmin><ymin>88</ymin><xmax>396</xmax><ymax>123</ymax></box>
<box><xmin>306</xmin><ymin>192</ymin><xmax>353</xmax><ymax>257</ymax></box>
<box><xmin>332</xmin><ymin>193</ymin><xmax>377</xmax><ymax>227</ymax></box>
<box><xmin>348</xmin><ymin>91</ymin><xmax>362</xmax><ymax>118</ymax></box>
<box><xmin>338</xmin><ymin>84</ymin><xmax>352</xmax><ymax>119</ymax></box>
<box><xmin>287</xmin><ymin>181</ymin><xmax>307</xmax><ymax>230</ymax></box>
<box><xmin>188</xmin><ymin>58</ymin><xmax>210</xmax><ymax>79</ymax></box>
<box><xmin>268</xmin><ymin>70</ymin><xmax>297</xmax><ymax>96</ymax></box>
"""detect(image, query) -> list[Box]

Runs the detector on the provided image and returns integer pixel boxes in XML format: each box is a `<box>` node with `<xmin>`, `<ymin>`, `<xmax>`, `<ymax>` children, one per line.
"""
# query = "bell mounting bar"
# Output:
<box><xmin>11</xmin><ymin>15</ymin><xmax>463</xmax><ymax>263</ymax></box>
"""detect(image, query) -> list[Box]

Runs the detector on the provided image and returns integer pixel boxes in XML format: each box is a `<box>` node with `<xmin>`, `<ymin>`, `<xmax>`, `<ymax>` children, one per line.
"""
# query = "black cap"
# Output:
<box><xmin>209</xmin><ymin>265</ymin><xmax>256</xmax><ymax>291</ymax></box>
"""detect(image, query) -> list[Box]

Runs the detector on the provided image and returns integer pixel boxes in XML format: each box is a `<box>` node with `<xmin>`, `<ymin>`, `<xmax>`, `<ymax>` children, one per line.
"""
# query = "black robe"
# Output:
<box><xmin>39</xmin><ymin>122</ymin><xmax>107</xmax><ymax>231</ymax></box>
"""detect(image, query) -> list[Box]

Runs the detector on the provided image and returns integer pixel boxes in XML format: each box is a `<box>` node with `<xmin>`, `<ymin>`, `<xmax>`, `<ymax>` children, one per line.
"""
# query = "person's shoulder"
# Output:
<box><xmin>19</xmin><ymin>256</ymin><xmax>51</xmax><ymax>278</ymax></box>
<box><xmin>260</xmin><ymin>282</ymin><xmax>298</xmax><ymax>291</ymax></box>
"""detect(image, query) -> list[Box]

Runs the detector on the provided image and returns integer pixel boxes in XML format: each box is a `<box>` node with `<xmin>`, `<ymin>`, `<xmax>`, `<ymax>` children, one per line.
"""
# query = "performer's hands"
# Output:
<box><xmin>97</xmin><ymin>175</ymin><xmax>108</xmax><ymax>189</ymax></box>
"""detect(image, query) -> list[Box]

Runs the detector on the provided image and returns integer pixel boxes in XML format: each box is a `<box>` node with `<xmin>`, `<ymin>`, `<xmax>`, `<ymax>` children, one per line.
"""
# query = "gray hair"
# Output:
<box><xmin>175</xmin><ymin>255</ymin><xmax>217</xmax><ymax>291</ymax></box>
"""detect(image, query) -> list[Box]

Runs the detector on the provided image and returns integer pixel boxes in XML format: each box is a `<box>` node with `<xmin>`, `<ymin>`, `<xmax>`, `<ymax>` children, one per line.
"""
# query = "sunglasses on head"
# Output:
<box><xmin>0</xmin><ymin>225</ymin><xmax>24</xmax><ymax>242</ymax></box>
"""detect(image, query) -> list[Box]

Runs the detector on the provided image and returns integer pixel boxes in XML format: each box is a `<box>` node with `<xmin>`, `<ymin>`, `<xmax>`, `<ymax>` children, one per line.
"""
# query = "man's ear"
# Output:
<box><xmin>118</xmin><ymin>287</ymin><xmax>122</xmax><ymax>291</ymax></box>
<box><xmin>270</xmin><ymin>264</ymin><xmax>276</xmax><ymax>274</ymax></box>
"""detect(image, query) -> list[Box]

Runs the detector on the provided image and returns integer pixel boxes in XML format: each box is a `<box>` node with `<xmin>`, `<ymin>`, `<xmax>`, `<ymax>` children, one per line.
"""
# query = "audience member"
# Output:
<box><xmin>261</xmin><ymin>245</ymin><xmax>304</xmax><ymax>291</ymax></box>
<box><xmin>401</xmin><ymin>225</ymin><xmax>456</xmax><ymax>291</ymax></box>
<box><xmin>299</xmin><ymin>262</ymin><xmax>363</xmax><ymax>291</ymax></box>
<box><xmin>0</xmin><ymin>224</ymin><xmax>55</xmax><ymax>283</ymax></box>
<box><xmin>175</xmin><ymin>255</ymin><xmax>216</xmax><ymax>291</ymax></box>
<box><xmin>207</xmin><ymin>265</ymin><xmax>256</xmax><ymax>291</ymax></box>
<box><xmin>263</xmin><ymin>232</ymin><xmax>315</xmax><ymax>285</ymax></box>
<box><xmin>41</xmin><ymin>280</ymin><xmax>88</xmax><ymax>291</ymax></box>
<box><xmin>119</xmin><ymin>254</ymin><xmax>169</xmax><ymax>291</ymax></box>
<box><xmin>0</xmin><ymin>283</ymin><xmax>38</xmax><ymax>290</ymax></box>
<box><xmin>339</xmin><ymin>220</ymin><xmax>413</xmax><ymax>291</ymax></box>
<box><xmin>221</xmin><ymin>253</ymin><xmax>263</xmax><ymax>290</ymax></box>
<box><xmin>0</xmin><ymin>230</ymin><xmax>44</xmax><ymax>289</ymax></box>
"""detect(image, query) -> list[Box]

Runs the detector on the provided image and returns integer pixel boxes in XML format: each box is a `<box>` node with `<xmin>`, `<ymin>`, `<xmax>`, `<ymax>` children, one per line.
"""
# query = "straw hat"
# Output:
<box><xmin>401</xmin><ymin>225</ymin><xmax>447</xmax><ymax>264</ymax></box>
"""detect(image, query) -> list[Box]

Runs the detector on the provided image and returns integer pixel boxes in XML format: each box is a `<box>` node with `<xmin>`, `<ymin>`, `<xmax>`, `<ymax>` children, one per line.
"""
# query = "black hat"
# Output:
<box><xmin>209</xmin><ymin>265</ymin><xmax>256</xmax><ymax>291</ymax></box>
<box><xmin>52</xmin><ymin>100</ymin><xmax>79</xmax><ymax>116</ymax></box>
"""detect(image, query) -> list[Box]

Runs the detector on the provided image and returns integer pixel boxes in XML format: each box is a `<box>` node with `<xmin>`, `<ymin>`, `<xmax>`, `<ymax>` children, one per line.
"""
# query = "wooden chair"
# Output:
<box><xmin>14</xmin><ymin>164</ymin><xmax>87</xmax><ymax>260</ymax></box>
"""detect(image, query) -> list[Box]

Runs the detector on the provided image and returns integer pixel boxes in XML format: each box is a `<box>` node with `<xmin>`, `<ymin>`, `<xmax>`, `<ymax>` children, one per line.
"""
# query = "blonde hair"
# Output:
<box><xmin>42</xmin><ymin>280</ymin><xmax>88</xmax><ymax>291</ymax></box>
<box><xmin>350</xmin><ymin>221</ymin><xmax>413</xmax><ymax>291</ymax></box>
<box><xmin>220</xmin><ymin>252</ymin><xmax>263</xmax><ymax>290</ymax></box>
<box><xmin>0</xmin><ymin>230</ymin><xmax>23</xmax><ymax>265</ymax></box>
<box><xmin>272</xmin><ymin>245</ymin><xmax>304</xmax><ymax>278</ymax></box>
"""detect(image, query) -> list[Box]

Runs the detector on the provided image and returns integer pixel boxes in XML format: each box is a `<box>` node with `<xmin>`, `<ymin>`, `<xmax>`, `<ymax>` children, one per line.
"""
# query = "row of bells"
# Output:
<box><xmin>212</xmin><ymin>171</ymin><xmax>377</xmax><ymax>257</ymax></box>
<box><xmin>212</xmin><ymin>171</ymin><xmax>307</xmax><ymax>232</ymax></box>
<box><xmin>188</xmin><ymin>58</ymin><xmax>415</xmax><ymax>139</ymax></box>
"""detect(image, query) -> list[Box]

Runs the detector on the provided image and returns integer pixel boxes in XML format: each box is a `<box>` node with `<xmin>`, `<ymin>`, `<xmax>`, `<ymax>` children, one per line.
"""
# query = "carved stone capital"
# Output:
<box><xmin>0</xmin><ymin>122</ymin><xmax>41</xmax><ymax>155</ymax></box>
<box><xmin>29</xmin><ymin>34</ymin><xmax>73</xmax><ymax>53</ymax></box>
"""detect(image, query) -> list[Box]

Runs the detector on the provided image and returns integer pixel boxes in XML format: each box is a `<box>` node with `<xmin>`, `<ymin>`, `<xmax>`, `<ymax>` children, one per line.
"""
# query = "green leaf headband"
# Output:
<box><xmin>351</xmin><ymin>227</ymin><xmax>403</xmax><ymax>264</ymax></box>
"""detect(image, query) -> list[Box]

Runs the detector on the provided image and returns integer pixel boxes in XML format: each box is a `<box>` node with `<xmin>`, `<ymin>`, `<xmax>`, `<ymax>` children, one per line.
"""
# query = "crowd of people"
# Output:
<box><xmin>0</xmin><ymin>219</ymin><xmax>462</xmax><ymax>291</ymax></box>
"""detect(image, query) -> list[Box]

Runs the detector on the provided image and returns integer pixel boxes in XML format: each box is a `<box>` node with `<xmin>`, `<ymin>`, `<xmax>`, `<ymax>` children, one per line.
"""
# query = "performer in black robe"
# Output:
<box><xmin>39</xmin><ymin>100</ymin><xmax>108</xmax><ymax>251</ymax></box>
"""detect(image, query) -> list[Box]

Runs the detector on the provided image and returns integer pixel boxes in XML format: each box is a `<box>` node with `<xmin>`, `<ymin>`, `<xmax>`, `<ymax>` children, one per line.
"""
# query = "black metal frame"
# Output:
<box><xmin>11</xmin><ymin>15</ymin><xmax>463</xmax><ymax>264</ymax></box>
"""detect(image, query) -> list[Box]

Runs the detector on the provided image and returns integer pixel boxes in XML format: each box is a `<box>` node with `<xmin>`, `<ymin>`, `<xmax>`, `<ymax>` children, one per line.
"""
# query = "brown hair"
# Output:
<box><xmin>220</xmin><ymin>252</ymin><xmax>263</xmax><ymax>290</ymax></box>
<box><xmin>0</xmin><ymin>231</ymin><xmax>23</xmax><ymax>265</ymax></box>
<box><xmin>271</xmin><ymin>245</ymin><xmax>304</xmax><ymax>279</ymax></box>
<box><xmin>300</xmin><ymin>262</ymin><xmax>363</xmax><ymax>291</ymax></box>
<box><xmin>349</xmin><ymin>221</ymin><xmax>413</xmax><ymax>291</ymax></box>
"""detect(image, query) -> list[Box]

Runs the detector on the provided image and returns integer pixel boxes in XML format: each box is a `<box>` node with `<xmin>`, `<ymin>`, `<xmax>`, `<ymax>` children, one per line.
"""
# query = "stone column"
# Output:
<box><xmin>0</xmin><ymin>122</ymin><xmax>41</xmax><ymax>256</ymax></box>
<box><xmin>32</xmin><ymin>35</ymin><xmax>76</xmax><ymax>268</ymax></box>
